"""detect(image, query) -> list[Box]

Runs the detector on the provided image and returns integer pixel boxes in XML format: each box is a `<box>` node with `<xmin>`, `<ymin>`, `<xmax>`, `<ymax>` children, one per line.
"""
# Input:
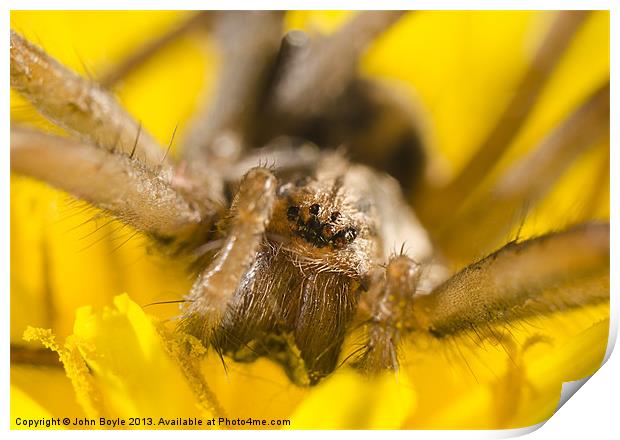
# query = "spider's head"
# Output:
<box><xmin>269</xmin><ymin>171</ymin><xmax>376</xmax><ymax>277</ymax></box>
<box><xmin>285</xmin><ymin>202</ymin><xmax>358</xmax><ymax>249</ymax></box>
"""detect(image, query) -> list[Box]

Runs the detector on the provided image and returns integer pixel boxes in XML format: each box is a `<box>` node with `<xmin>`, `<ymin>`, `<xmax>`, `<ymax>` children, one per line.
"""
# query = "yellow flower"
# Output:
<box><xmin>10</xmin><ymin>11</ymin><xmax>609</xmax><ymax>429</ymax></box>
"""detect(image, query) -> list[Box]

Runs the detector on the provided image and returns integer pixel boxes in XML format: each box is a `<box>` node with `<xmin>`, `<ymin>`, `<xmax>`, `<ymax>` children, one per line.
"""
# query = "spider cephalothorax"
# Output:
<box><xmin>181</xmin><ymin>156</ymin><xmax>398</xmax><ymax>384</ymax></box>
<box><xmin>10</xmin><ymin>11</ymin><xmax>609</xmax><ymax>391</ymax></box>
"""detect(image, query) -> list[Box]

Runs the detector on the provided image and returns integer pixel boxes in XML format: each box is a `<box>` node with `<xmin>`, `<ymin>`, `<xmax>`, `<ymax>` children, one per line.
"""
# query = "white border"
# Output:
<box><xmin>3</xmin><ymin>1</ymin><xmax>617</xmax><ymax>439</ymax></box>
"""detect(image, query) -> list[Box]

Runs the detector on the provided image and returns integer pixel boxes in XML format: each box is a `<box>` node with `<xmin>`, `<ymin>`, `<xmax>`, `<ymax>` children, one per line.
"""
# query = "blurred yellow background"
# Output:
<box><xmin>10</xmin><ymin>11</ymin><xmax>609</xmax><ymax>429</ymax></box>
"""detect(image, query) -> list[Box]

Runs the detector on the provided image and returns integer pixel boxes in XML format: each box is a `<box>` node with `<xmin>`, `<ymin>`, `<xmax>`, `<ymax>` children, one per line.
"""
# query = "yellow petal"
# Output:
<box><xmin>401</xmin><ymin>303</ymin><xmax>609</xmax><ymax>429</ymax></box>
<box><xmin>70</xmin><ymin>294</ymin><xmax>217</xmax><ymax>420</ymax></box>
<box><xmin>11</xmin><ymin>366</ymin><xmax>85</xmax><ymax>422</ymax></box>
<box><xmin>11</xmin><ymin>386</ymin><xmax>56</xmax><ymax>430</ymax></box>
<box><xmin>289</xmin><ymin>369</ymin><xmax>416</xmax><ymax>429</ymax></box>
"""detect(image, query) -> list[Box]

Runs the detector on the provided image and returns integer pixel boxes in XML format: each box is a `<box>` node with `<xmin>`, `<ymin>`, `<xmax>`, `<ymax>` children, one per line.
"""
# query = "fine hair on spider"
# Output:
<box><xmin>10</xmin><ymin>11</ymin><xmax>609</xmax><ymax>387</ymax></box>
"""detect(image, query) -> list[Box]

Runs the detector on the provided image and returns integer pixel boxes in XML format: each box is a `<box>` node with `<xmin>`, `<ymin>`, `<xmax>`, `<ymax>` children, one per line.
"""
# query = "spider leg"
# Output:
<box><xmin>411</xmin><ymin>222</ymin><xmax>609</xmax><ymax>339</ymax></box>
<box><xmin>10</xmin><ymin>30</ymin><xmax>168</xmax><ymax>169</ymax></box>
<box><xmin>11</xmin><ymin>127</ymin><xmax>210</xmax><ymax>239</ymax></box>
<box><xmin>438</xmin><ymin>81</ymin><xmax>609</xmax><ymax>262</ymax></box>
<box><xmin>181</xmin><ymin>12</ymin><xmax>284</xmax><ymax>167</ymax></box>
<box><xmin>179</xmin><ymin>167</ymin><xmax>277</xmax><ymax>346</ymax></box>
<box><xmin>268</xmin><ymin>11</ymin><xmax>406</xmax><ymax>120</ymax></box>
<box><xmin>416</xmin><ymin>11</ymin><xmax>590</xmax><ymax>226</ymax></box>
<box><xmin>354</xmin><ymin>255</ymin><xmax>422</xmax><ymax>373</ymax></box>
<box><xmin>351</xmin><ymin>165</ymin><xmax>448</xmax><ymax>374</ymax></box>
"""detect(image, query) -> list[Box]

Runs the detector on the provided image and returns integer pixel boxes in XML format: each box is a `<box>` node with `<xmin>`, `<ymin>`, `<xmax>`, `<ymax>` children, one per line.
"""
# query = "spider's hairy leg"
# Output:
<box><xmin>182</xmin><ymin>12</ymin><xmax>284</xmax><ymax>167</ymax></box>
<box><xmin>179</xmin><ymin>167</ymin><xmax>277</xmax><ymax>346</ymax></box>
<box><xmin>269</xmin><ymin>11</ymin><xmax>406</xmax><ymax>119</ymax></box>
<box><xmin>355</xmin><ymin>255</ymin><xmax>422</xmax><ymax>373</ymax></box>
<box><xmin>439</xmin><ymin>80</ymin><xmax>610</xmax><ymax>262</ymax></box>
<box><xmin>11</xmin><ymin>127</ymin><xmax>208</xmax><ymax>238</ymax></box>
<box><xmin>10</xmin><ymin>30</ymin><xmax>168</xmax><ymax>169</ymax></box>
<box><xmin>416</xmin><ymin>11</ymin><xmax>590</xmax><ymax>226</ymax></box>
<box><xmin>411</xmin><ymin>222</ymin><xmax>609</xmax><ymax>339</ymax></box>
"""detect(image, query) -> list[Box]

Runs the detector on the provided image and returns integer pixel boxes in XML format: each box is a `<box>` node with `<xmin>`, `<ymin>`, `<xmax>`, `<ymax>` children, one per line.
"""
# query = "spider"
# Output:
<box><xmin>10</xmin><ymin>11</ymin><xmax>609</xmax><ymax>387</ymax></box>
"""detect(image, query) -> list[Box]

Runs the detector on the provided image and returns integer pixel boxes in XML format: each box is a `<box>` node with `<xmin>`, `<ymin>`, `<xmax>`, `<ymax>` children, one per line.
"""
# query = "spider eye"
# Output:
<box><xmin>309</xmin><ymin>203</ymin><xmax>321</xmax><ymax>215</ymax></box>
<box><xmin>287</xmin><ymin>206</ymin><xmax>300</xmax><ymax>221</ymax></box>
<box><xmin>321</xmin><ymin>224</ymin><xmax>336</xmax><ymax>239</ymax></box>
<box><xmin>330</xmin><ymin>211</ymin><xmax>341</xmax><ymax>222</ymax></box>
<box><xmin>343</xmin><ymin>227</ymin><xmax>357</xmax><ymax>242</ymax></box>
<box><xmin>332</xmin><ymin>227</ymin><xmax>358</xmax><ymax>249</ymax></box>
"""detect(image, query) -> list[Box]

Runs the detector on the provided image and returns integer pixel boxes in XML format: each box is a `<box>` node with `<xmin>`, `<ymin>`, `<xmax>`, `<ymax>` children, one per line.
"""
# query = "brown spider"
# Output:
<box><xmin>10</xmin><ymin>11</ymin><xmax>609</xmax><ymax>386</ymax></box>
